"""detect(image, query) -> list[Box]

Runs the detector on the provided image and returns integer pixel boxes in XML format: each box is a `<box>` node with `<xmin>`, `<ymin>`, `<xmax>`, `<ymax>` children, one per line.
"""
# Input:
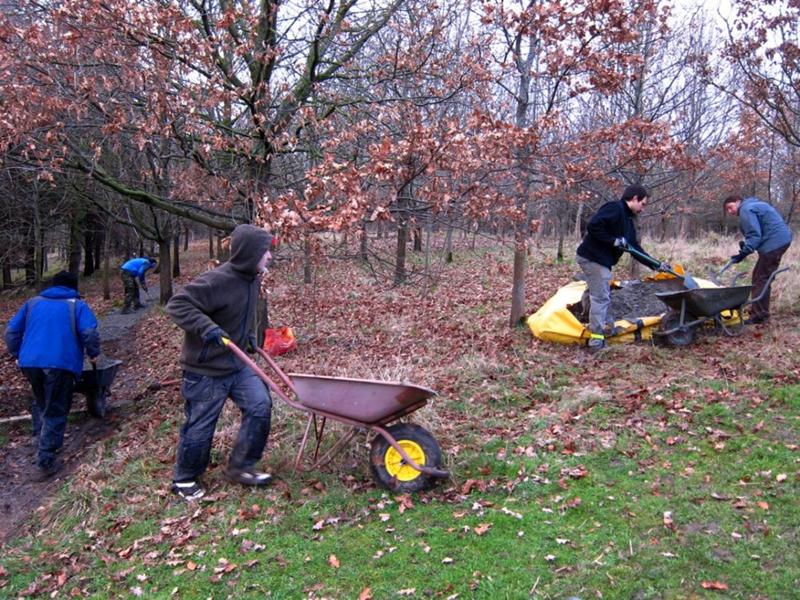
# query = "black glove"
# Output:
<box><xmin>730</xmin><ymin>252</ymin><xmax>746</xmax><ymax>264</ymax></box>
<box><xmin>738</xmin><ymin>240</ymin><xmax>745</xmax><ymax>250</ymax></box>
<box><xmin>613</xmin><ymin>237</ymin><xmax>628</xmax><ymax>249</ymax></box>
<box><xmin>658</xmin><ymin>262</ymin><xmax>671</xmax><ymax>273</ymax></box>
<box><xmin>141</xmin><ymin>283</ymin><xmax>149</xmax><ymax>293</ymax></box>
<box><xmin>203</xmin><ymin>327</ymin><xmax>229</xmax><ymax>347</ymax></box>
<box><xmin>246</xmin><ymin>333</ymin><xmax>259</xmax><ymax>354</ymax></box>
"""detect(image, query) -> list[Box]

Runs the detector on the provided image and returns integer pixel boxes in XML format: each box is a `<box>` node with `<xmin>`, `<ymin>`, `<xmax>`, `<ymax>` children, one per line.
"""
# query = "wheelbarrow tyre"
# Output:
<box><xmin>86</xmin><ymin>388</ymin><xmax>108</xmax><ymax>419</ymax></box>
<box><xmin>659</xmin><ymin>310</ymin><xmax>695</xmax><ymax>347</ymax></box>
<box><xmin>369</xmin><ymin>423</ymin><xmax>443</xmax><ymax>493</ymax></box>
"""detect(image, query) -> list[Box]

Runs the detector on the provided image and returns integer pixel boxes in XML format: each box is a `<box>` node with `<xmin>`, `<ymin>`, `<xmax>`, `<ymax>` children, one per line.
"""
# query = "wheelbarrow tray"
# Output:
<box><xmin>655</xmin><ymin>285</ymin><xmax>752</xmax><ymax>318</ymax></box>
<box><xmin>75</xmin><ymin>359</ymin><xmax>123</xmax><ymax>391</ymax></box>
<box><xmin>289</xmin><ymin>373</ymin><xmax>436</xmax><ymax>425</ymax></box>
<box><xmin>74</xmin><ymin>359</ymin><xmax>123</xmax><ymax>418</ymax></box>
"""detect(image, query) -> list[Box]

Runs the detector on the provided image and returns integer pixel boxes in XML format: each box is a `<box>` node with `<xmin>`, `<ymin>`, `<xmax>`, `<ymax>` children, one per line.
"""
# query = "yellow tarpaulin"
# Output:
<box><xmin>527</xmin><ymin>273</ymin><xmax>722</xmax><ymax>346</ymax></box>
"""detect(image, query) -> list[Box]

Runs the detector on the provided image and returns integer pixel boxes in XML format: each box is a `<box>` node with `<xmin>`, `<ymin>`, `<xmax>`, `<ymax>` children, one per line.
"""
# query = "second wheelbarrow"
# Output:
<box><xmin>223</xmin><ymin>339</ymin><xmax>449</xmax><ymax>493</ymax></box>
<box><xmin>654</xmin><ymin>267</ymin><xmax>789</xmax><ymax>346</ymax></box>
<box><xmin>74</xmin><ymin>358</ymin><xmax>124</xmax><ymax>418</ymax></box>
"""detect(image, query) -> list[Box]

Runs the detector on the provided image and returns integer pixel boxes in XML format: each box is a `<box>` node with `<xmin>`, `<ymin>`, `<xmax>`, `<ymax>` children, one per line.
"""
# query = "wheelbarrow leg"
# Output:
<box><xmin>295</xmin><ymin>414</ymin><xmax>316</xmax><ymax>471</ymax></box>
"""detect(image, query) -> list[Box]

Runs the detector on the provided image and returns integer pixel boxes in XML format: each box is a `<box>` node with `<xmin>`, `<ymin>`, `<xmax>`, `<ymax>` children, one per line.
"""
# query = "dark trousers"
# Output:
<box><xmin>22</xmin><ymin>367</ymin><xmax>75</xmax><ymax>468</ymax></box>
<box><xmin>173</xmin><ymin>368</ymin><xmax>272</xmax><ymax>483</ymax></box>
<box><xmin>121</xmin><ymin>271</ymin><xmax>140</xmax><ymax>310</ymax></box>
<box><xmin>750</xmin><ymin>243</ymin><xmax>790</xmax><ymax>320</ymax></box>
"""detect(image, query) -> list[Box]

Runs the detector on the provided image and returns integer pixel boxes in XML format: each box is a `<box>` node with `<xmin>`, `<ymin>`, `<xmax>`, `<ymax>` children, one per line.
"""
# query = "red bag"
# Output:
<box><xmin>262</xmin><ymin>326</ymin><xmax>296</xmax><ymax>356</ymax></box>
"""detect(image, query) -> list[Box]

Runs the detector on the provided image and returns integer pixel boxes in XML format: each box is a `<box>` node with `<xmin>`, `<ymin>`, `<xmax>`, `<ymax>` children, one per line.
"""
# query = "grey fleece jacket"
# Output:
<box><xmin>166</xmin><ymin>224</ymin><xmax>273</xmax><ymax>376</ymax></box>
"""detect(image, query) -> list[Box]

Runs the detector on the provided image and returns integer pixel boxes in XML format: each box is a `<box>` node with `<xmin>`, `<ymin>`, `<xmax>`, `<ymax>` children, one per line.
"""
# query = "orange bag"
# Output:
<box><xmin>262</xmin><ymin>326</ymin><xmax>296</xmax><ymax>356</ymax></box>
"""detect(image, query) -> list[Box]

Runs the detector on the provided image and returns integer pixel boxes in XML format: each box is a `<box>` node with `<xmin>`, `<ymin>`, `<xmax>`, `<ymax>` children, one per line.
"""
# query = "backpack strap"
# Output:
<box><xmin>26</xmin><ymin>296</ymin><xmax>78</xmax><ymax>340</ymax></box>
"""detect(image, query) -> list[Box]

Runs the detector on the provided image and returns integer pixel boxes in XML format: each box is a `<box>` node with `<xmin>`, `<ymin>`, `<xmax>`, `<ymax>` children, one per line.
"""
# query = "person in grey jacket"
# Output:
<box><xmin>166</xmin><ymin>224</ymin><xmax>275</xmax><ymax>500</ymax></box>
<box><xmin>724</xmin><ymin>195</ymin><xmax>793</xmax><ymax>324</ymax></box>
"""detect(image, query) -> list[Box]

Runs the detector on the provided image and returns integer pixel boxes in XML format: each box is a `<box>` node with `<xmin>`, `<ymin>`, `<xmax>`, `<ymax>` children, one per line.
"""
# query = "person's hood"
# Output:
<box><xmin>40</xmin><ymin>286</ymin><xmax>80</xmax><ymax>300</ymax></box>
<box><xmin>228</xmin><ymin>224</ymin><xmax>273</xmax><ymax>275</ymax></box>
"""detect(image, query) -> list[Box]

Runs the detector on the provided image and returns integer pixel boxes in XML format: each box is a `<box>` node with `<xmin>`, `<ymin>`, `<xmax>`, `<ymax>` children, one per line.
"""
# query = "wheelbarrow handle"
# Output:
<box><xmin>745</xmin><ymin>266</ymin><xmax>790</xmax><ymax>306</ymax></box>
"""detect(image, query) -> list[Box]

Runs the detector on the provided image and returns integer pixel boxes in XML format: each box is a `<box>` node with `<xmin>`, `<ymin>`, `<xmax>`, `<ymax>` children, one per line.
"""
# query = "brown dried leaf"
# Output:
<box><xmin>700</xmin><ymin>580</ymin><xmax>729</xmax><ymax>590</ymax></box>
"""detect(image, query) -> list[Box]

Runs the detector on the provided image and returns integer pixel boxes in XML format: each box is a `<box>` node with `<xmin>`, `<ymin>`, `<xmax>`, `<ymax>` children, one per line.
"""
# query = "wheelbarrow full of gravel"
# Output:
<box><xmin>654</xmin><ymin>267</ymin><xmax>788</xmax><ymax>346</ymax></box>
<box><xmin>73</xmin><ymin>358</ymin><xmax>123</xmax><ymax>418</ymax></box>
<box><xmin>221</xmin><ymin>339</ymin><xmax>449</xmax><ymax>493</ymax></box>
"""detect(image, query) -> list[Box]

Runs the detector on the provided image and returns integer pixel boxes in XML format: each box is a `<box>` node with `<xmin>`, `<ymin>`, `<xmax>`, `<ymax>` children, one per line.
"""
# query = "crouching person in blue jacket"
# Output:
<box><xmin>4</xmin><ymin>271</ymin><xmax>101</xmax><ymax>480</ymax></box>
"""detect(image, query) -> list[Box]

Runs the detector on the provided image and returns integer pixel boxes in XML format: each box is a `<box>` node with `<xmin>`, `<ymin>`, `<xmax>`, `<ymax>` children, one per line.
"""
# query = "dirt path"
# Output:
<box><xmin>0</xmin><ymin>288</ymin><xmax>161</xmax><ymax>543</ymax></box>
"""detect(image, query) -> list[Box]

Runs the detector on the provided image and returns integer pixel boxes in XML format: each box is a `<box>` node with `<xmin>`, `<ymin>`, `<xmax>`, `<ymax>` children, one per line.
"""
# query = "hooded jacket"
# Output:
<box><xmin>166</xmin><ymin>224</ymin><xmax>273</xmax><ymax>376</ymax></box>
<box><xmin>577</xmin><ymin>200</ymin><xmax>656</xmax><ymax>269</ymax></box>
<box><xmin>4</xmin><ymin>286</ymin><xmax>101</xmax><ymax>375</ymax></box>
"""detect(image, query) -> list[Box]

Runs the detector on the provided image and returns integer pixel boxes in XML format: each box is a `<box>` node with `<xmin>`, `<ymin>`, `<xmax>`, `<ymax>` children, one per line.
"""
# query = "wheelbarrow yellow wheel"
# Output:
<box><xmin>369</xmin><ymin>423</ymin><xmax>443</xmax><ymax>493</ymax></box>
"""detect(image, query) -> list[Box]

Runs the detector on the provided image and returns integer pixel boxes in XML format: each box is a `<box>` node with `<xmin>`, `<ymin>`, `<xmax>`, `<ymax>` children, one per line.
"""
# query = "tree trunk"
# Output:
<box><xmin>509</xmin><ymin>222</ymin><xmax>527</xmax><ymax>326</ymax></box>
<box><xmin>83</xmin><ymin>229</ymin><xmax>95</xmax><ymax>276</ymax></box>
<box><xmin>172</xmin><ymin>230</ymin><xmax>181</xmax><ymax>277</ymax></box>
<box><xmin>303</xmin><ymin>234</ymin><xmax>313</xmax><ymax>284</ymax></box>
<box><xmin>67</xmin><ymin>206</ymin><xmax>83</xmax><ymax>275</ymax></box>
<box><xmin>102</xmin><ymin>225</ymin><xmax>112</xmax><ymax>300</ymax></box>
<box><xmin>444</xmin><ymin>222</ymin><xmax>454</xmax><ymax>263</ymax></box>
<box><xmin>208</xmin><ymin>227</ymin><xmax>214</xmax><ymax>258</ymax></box>
<box><xmin>184</xmin><ymin>224</ymin><xmax>189</xmax><ymax>251</ymax></box>
<box><xmin>2</xmin><ymin>261</ymin><xmax>11</xmax><ymax>289</ymax></box>
<box><xmin>359</xmin><ymin>220</ymin><xmax>369</xmax><ymax>261</ymax></box>
<box><xmin>394</xmin><ymin>196</ymin><xmax>409</xmax><ymax>285</ymax></box>
<box><xmin>158</xmin><ymin>238</ymin><xmax>173</xmax><ymax>305</ymax></box>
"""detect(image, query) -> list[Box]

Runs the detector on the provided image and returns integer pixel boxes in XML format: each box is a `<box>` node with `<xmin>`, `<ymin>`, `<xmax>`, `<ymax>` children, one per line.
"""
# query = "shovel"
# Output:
<box><xmin>624</xmin><ymin>244</ymin><xmax>699</xmax><ymax>290</ymax></box>
<box><xmin>710</xmin><ymin>260</ymin><xmax>735</xmax><ymax>285</ymax></box>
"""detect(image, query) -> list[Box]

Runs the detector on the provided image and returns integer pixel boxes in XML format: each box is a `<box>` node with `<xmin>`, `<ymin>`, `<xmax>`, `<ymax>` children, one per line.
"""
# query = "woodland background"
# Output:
<box><xmin>1</xmin><ymin>2</ymin><xmax>800</xmax><ymax>597</ymax></box>
<box><xmin>0</xmin><ymin>0</ymin><xmax>797</xmax><ymax>325</ymax></box>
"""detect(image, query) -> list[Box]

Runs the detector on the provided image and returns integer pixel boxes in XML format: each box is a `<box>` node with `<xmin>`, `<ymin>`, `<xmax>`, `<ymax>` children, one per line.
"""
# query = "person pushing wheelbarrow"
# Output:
<box><xmin>165</xmin><ymin>225</ymin><xmax>276</xmax><ymax>501</ymax></box>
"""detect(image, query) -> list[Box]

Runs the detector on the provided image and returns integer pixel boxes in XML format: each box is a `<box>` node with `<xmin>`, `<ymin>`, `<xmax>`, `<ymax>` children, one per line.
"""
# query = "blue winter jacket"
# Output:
<box><xmin>4</xmin><ymin>286</ymin><xmax>101</xmax><ymax>375</ymax></box>
<box><xmin>577</xmin><ymin>200</ymin><xmax>657</xmax><ymax>269</ymax></box>
<box><xmin>121</xmin><ymin>257</ymin><xmax>154</xmax><ymax>283</ymax></box>
<box><xmin>738</xmin><ymin>197</ymin><xmax>793</xmax><ymax>256</ymax></box>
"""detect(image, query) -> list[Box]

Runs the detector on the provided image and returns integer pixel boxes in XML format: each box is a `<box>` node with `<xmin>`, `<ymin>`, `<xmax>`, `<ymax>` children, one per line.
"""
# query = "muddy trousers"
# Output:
<box><xmin>173</xmin><ymin>368</ymin><xmax>272</xmax><ymax>483</ymax></box>
<box><xmin>22</xmin><ymin>367</ymin><xmax>75</xmax><ymax>469</ymax></box>
<box><xmin>576</xmin><ymin>255</ymin><xmax>613</xmax><ymax>337</ymax></box>
<box><xmin>750</xmin><ymin>243</ymin><xmax>790</xmax><ymax>320</ymax></box>
<box><xmin>120</xmin><ymin>271</ymin><xmax>141</xmax><ymax>311</ymax></box>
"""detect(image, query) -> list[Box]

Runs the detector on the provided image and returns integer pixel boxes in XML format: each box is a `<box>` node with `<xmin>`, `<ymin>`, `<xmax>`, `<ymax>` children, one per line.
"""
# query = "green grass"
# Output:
<box><xmin>2</xmin><ymin>377</ymin><xmax>798</xmax><ymax>598</ymax></box>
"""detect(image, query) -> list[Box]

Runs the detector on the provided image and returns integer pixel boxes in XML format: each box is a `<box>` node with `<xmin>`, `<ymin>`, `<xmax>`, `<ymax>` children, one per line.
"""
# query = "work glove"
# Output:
<box><xmin>613</xmin><ymin>237</ymin><xmax>628</xmax><ymax>249</ymax></box>
<box><xmin>141</xmin><ymin>283</ymin><xmax>149</xmax><ymax>293</ymax></box>
<box><xmin>730</xmin><ymin>252</ymin><xmax>746</xmax><ymax>264</ymax></box>
<box><xmin>657</xmin><ymin>262</ymin><xmax>672</xmax><ymax>273</ymax></box>
<box><xmin>203</xmin><ymin>327</ymin><xmax>229</xmax><ymax>347</ymax></box>
<box><xmin>738</xmin><ymin>240</ymin><xmax>745</xmax><ymax>250</ymax></box>
<box><xmin>246</xmin><ymin>333</ymin><xmax>259</xmax><ymax>354</ymax></box>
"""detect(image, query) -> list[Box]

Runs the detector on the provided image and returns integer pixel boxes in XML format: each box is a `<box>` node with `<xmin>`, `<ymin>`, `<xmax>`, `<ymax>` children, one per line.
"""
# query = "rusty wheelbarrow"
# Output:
<box><xmin>654</xmin><ymin>267</ymin><xmax>789</xmax><ymax>346</ymax></box>
<box><xmin>223</xmin><ymin>339</ymin><xmax>449</xmax><ymax>493</ymax></box>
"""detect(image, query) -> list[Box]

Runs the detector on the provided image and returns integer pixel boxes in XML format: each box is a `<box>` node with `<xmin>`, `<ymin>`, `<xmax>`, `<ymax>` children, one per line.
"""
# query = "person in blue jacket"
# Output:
<box><xmin>724</xmin><ymin>195</ymin><xmax>793</xmax><ymax>324</ymax></box>
<box><xmin>576</xmin><ymin>185</ymin><xmax>670</xmax><ymax>351</ymax></box>
<box><xmin>120</xmin><ymin>256</ymin><xmax>157</xmax><ymax>314</ymax></box>
<box><xmin>4</xmin><ymin>271</ymin><xmax>101</xmax><ymax>480</ymax></box>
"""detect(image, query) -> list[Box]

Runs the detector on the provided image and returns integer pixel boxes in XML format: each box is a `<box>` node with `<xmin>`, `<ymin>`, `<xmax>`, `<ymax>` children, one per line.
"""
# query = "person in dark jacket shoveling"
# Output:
<box><xmin>4</xmin><ymin>271</ymin><xmax>101</xmax><ymax>480</ymax></box>
<box><xmin>576</xmin><ymin>185</ymin><xmax>670</xmax><ymax>352</ymax></box>
<box><xmin>166</xmin><ymin>224</ymin><xmax>275</xmax><ymax>501</ymax></box>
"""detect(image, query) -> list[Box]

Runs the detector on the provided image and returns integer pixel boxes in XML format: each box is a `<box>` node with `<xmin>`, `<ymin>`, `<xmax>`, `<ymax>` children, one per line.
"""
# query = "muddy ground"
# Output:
<box><xmin>0</xmin><ymin>291</ymin><xmax>160</xmax><ymax>543</ymax></box>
